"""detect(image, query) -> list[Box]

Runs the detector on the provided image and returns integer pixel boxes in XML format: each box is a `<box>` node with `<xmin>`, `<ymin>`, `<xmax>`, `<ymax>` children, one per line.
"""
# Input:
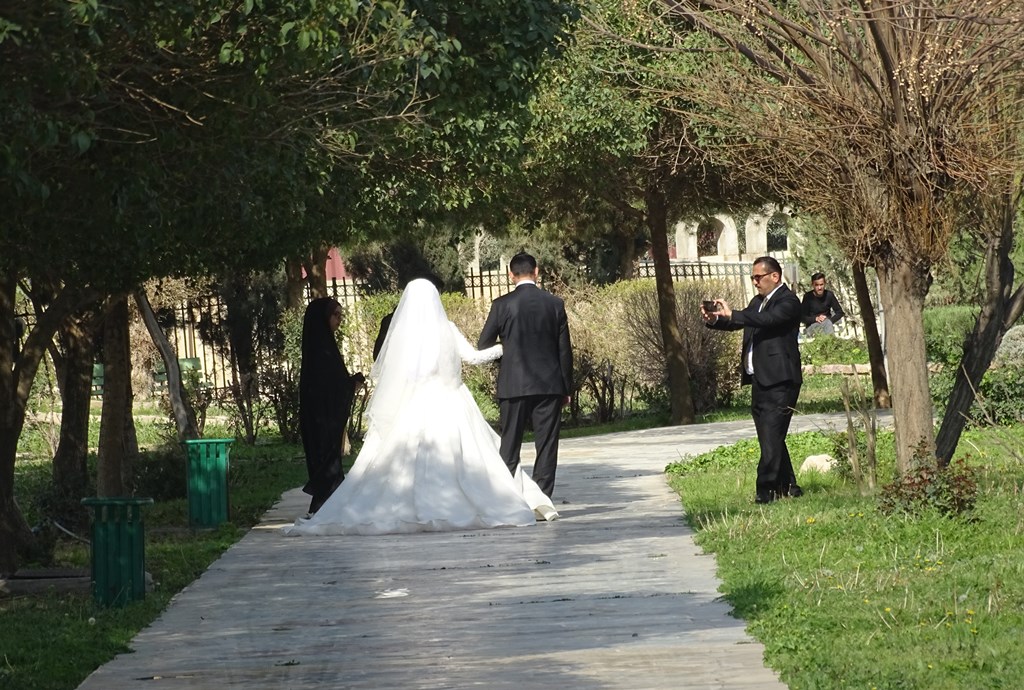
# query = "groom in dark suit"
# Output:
<box><xmin>703</xmin><ymin>256</ymin><xmax>803</xmax><ymax>504</ymax></box>
<box><xmin>479</xmin><ymin>253</ymin><xmax>573</xmax><ymax>498</ymax></box>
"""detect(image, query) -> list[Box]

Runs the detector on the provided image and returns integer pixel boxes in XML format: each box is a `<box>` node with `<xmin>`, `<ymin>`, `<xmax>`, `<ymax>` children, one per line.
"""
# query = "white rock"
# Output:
<box><xmin>800</xmin><ymin>454</ymin><xmax>836</xmax><ymax>474</ymax></box>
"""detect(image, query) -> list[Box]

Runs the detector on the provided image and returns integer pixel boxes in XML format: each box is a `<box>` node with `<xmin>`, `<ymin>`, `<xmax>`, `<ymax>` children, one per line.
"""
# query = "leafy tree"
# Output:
<box><xmin>0</xmin><ymin>0</ymin><xmax>576</xmax><ymax>574</ymax></box>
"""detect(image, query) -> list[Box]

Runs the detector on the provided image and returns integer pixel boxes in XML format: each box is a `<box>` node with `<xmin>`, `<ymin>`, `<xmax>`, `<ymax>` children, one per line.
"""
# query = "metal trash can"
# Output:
<box><xmin>183</xmin><ymin>438</ymin><xmax>233</xmax><ymax>528</ymax></box>
<box><xmin>81</xmin><ymin>497</ymin><xmax>154</xmax><ymax>607</ymax></box>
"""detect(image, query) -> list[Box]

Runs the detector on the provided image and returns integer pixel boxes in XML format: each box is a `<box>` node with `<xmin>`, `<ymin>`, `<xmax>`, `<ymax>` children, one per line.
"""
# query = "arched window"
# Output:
<box><xmin>697</xmin><ymin>218</ymin><xmax>725</xmax><ymax>257</ymax></box>
<box><xmin>767</xmin><ymin>213</ymin><xmax>790</xmax><ymax>252</ymax></box>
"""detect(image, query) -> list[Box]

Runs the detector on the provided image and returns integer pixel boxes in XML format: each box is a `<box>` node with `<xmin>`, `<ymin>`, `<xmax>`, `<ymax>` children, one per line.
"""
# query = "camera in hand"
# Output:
<box><xmin>702</xmin><ymin>300</ymin><xmax>719</xmax><ymax>313</ymax></box>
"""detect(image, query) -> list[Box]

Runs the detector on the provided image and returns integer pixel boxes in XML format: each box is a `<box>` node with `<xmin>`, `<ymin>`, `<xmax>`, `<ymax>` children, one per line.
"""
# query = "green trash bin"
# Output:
<box><xmin>81</xmin><ymin>497</ymin><xmax>154</xmax><ymax>607</ymax></box>
<box><xmin>183</xmin><ymin>438</ymin><xmax>233</xmax><ymax>528</ymax></box>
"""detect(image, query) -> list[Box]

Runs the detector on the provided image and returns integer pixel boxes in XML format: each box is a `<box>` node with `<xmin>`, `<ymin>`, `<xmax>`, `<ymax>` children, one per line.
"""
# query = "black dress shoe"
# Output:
<box><xmin>780</xmin><ymin>485</ymin><xmax>804</xmax><ymax>498</ymax></box>
<box><xmin>755</xmin><ymin>491</ymin><xmax>777</xmax><ymax>504</ymax></box>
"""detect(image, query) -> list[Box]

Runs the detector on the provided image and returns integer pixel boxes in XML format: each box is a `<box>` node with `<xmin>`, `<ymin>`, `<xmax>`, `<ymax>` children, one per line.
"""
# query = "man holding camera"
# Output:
<box><xmin>701</xmin><ymin>256</ymin><xmax>803</xmax><ymax>504</ymax></box>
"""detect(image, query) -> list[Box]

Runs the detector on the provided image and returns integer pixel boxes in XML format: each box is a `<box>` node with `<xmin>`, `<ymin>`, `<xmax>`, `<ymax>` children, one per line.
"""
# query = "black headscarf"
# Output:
<box><xmin>299</xmin><ymin>298</ymin><xmax>355</xmax><ymax>504</ymax></box>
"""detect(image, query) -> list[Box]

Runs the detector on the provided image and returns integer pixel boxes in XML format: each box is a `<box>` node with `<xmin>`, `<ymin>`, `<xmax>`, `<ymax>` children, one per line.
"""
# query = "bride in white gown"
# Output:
<box><xmin>284</xmin><ymin>278</ymin><xmax>558</xmax><ymax>536</ymax></box>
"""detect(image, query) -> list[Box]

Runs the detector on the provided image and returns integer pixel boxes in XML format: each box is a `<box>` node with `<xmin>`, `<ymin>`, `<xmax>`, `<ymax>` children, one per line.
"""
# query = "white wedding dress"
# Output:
<box><xmin>284</xmin><ymin>280</ymin><xmax>557</xmax><ymax>537</ymax></box>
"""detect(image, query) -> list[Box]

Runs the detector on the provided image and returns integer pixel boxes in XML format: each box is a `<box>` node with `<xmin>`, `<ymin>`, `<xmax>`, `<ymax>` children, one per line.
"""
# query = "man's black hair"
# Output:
<box><xmin>753</xmin><ymin>255</ymin><xmax>783</xmax><ymax>274</ymax></box>
<box><xmin>508</xmin><ymin>252</ymin><xmax>537</xmax><ymax>276</ymax></box>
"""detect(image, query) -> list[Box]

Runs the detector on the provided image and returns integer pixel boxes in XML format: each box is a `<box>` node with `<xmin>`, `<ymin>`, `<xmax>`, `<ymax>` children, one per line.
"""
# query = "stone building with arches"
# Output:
<box><xmin>674</xmin><ymin>205</ymin><xmax>796</xmax><ymax>271</ymax></box>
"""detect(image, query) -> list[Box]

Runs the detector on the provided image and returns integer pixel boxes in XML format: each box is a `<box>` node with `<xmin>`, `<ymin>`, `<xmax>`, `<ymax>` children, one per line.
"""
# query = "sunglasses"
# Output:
<box><xmin>750</xmin><ymin>271</ymin><xmax>777</xmax><ymax>282</ymax></box>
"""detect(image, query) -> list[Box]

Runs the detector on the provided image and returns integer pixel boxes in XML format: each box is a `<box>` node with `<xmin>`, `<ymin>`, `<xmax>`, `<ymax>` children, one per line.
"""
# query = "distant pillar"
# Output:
<box><xmin>715</xmin><ymin>214</ymin><xmax>740</xmax><ymax>259</ymax></box>
<box><xmin>674</xmin><ymin>221</ymin><xmax>699</xmax><ymax>260</ymax></box>
<box><xmin>744</xmin><ymin>208</ymin><xmax>771</xmax><ymax>258</ymax></box>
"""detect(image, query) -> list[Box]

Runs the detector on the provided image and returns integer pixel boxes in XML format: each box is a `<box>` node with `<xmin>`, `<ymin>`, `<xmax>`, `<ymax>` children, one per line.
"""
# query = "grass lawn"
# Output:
<box><xmin>668</xmin><ymin>424</ymin><xmax>1024</xmax><ymax>690</ymax></box>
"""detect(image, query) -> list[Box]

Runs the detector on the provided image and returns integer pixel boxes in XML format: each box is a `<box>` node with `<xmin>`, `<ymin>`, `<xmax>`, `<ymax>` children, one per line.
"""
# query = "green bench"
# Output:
<box><xmin>152</xmin><ymin>357</ymin><xmax>208</xmax><ymax>393</ymax></box>
<box><xmin>92</xmin><ymin>358</ymin><xmax>209</xmax><ymax>396</ymax></box>
<box><xmin>92</xmin><ymin>364</ymin><xmax>104</xmax><ymax>397</ymax></box>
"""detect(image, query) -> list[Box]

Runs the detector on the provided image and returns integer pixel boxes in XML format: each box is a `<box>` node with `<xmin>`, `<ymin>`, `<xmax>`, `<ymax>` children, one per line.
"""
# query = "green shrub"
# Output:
<box><xmin>924</xmin><ymin>306</ymin><xmax>977</xmax><ymax>417</ymax></box>
<box><xmin>132</xmin><ymin>444</ymin><xmax>188</xmax><ymax>501</ymax></box>
<box><xmin>994</xmin><ymin>324</ymin><xmax>1024</xmax><ymax>366</ymax></box>
<box><xmin>260</xmin><ymin>364</ymin><xmax>300</xmax><ymax>443</ymax></box>
<box><xmin>280</xmin><ymin>306</ymin><xmax>305</xmax><ymax>371</ymax></box>
<box><xmin>878</xmin><ymin>458</ymin><xmax>978</xmax><ymax>517</ymax></box>
<box><xmin>800</xmin><ymin>335</ymin><xmax>869</xmax><ymax>365</ymax></box>
<box><xmin>931</xmin><ymin>324</ymin><xmax>1024</xmax><ymax>427</ymax></box>
<box><xmin>974</xmin><ymin>365</ymin><xmax>1024</xmax><ymax>425</ymax></box>
<box><xmin>20</xmin><ymin>460</ymin><xmax>95</xmax><ymax>539</ymax></box>
<box><xmin>922</xmin><ymin>305</ymin><xmax>976</xmax><ymax>366</ymax></box>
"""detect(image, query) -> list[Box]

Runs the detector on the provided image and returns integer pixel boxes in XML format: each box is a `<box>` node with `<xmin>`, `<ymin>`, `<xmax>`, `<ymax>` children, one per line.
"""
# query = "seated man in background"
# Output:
<box><xmin>801</xmin><ymin>272</ymin><xmax>845</xmax><ymax>337</ymax></box>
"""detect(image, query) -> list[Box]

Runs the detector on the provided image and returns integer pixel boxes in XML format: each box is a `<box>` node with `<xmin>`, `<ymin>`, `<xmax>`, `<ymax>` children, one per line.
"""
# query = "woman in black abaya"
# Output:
<box><xmin>299</xmin><ymin>298</ymin><xmax>363</xmax><ymax>515</ymax></box>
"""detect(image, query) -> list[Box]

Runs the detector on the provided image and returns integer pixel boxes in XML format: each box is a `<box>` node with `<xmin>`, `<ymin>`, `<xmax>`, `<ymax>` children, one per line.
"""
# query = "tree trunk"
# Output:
<box><xmin>51</xmin><ymin>307</ymin><xmax>100</xmax><ymax>525</ymax></box>
<box><xmin>223</xmin><ymin>275</ymin><xmax>259</xmax><ymax>444</ymax></box>
<box><xmin>935</xmin><ymin>193</ymin><xmax>1024</xmax><ymax>466</ymax></box>
<box><xmin>228</xmin><ymin>348</ymin><xmax>257</xmax><ymax>443</ymax></box>
<box><xmin>0</xmin><ymin>479</ymin><xmax>35</xmax><ymax>576</ymax></box>
<box><xmin>135</xmin><ymin>289</ymin><xmax>199</xmax><ymax>441</ymax></box>
<box><xmin>617</xmin><ymin>225</ymin><xmax>639</xmax><ymax>280</ymax></box>
<box><xmin>0</xmin><ymin>274</ymin><xmax>96</xmax><ymax>573</ymax></box>
<box><xmin>285</xmin><ymin>258</ymin><xmax>307</xmax><ymax>310</ymax></box>
<box><xmin>303</xmin><ymin>246</ymin><xmax>330</xmax><ymax>299</ymax></box>
<box><xmin>852</xmin><ymin>262</ymin><xmax>890</xmax><ymax>409</ymax></box>
<box><xmin>0</xmin><ymin>274</ymin><xmax>30</xmax><ymax>574</ymax></box>
<box><xmin>120</xmin><ymin>358</ymin><xmax>140</xmax><ymax>492</ymax></box>
<box><xmin>876</xmin><ymin>259</ymin><xmax>934</xmax><ymax>475</ymax></box>
<box><xmin>96</xmin><ymin>294</ymin><xmax>131</xmax><ymax>497</ymax></box>
<box><xmin>646</xmin><ymin>181</ymin><xmax>695</xmax><ymax>425</ymax></box>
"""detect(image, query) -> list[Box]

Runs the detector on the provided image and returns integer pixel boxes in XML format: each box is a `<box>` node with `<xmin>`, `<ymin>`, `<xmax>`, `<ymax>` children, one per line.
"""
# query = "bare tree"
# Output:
<box><xmin>649</xmin><ymin>0</ymin><xmax>1024</xmax><ymax>473</ymax></box>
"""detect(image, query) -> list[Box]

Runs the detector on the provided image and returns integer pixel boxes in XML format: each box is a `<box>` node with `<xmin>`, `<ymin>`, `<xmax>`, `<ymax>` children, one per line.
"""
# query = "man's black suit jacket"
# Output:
<box><xmin>708</xmin><ymin>284</ymin><xmax>802</xmax><ymax>387</ymax></box>
<box><xmin>478</xmin><ymin>283</ymin><xmax>573</xmax><ymax>399</ymax></box>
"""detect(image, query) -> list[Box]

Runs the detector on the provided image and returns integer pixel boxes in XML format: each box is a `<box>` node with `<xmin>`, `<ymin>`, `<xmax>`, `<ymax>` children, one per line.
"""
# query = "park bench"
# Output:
<box><xmin>152</xmin><ymin>357</ymin><xmax>209</xmax><ymax>394</ymax></box>
<box><xmin>92</xmin><ymin>358</ymin><xmax>209</xmax><ymax>397</ymax></box>
<box><xmin>91</xmin><ymin>363</ymin><xmax>104</xmax><ymax>398</ymax></box>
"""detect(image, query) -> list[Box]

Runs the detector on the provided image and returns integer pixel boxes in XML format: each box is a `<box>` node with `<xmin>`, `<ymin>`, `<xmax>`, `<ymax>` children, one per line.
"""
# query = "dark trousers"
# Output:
<box><xmin>499</xmin><ymin>395</ymin><xmax>563</xmax><ymax>498</ymax></box>
<box><xmin>751</xmin><ymin>379</ymin><xmax>801</xmax><ymax>494</ymax></box>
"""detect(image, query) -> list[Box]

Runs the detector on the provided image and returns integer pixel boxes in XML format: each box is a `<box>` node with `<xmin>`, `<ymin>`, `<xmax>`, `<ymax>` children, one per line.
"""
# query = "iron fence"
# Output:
<box><xmin>634</xmin><ymin>260</ymin><xmax>750</xmax><ymax>281</ymax></box>
<box><xmin>14</xmin><ymin>261</ymin><xmax>860</xmax><ymax>397</ymax></box>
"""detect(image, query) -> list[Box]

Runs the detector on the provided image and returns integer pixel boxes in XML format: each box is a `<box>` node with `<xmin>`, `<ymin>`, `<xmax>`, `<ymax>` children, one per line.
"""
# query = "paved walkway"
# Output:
<box><xmin>77</xmin><ymin>412</ymin><xmax>870</xmax><ymax>689</ymax></box>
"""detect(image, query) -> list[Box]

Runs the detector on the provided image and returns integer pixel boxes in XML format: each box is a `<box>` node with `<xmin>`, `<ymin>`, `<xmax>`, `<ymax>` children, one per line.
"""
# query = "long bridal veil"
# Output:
<box><xmin>365</xmin><ymin>279</ymin><xmax>459</xmax><ymax>440</ymax></box>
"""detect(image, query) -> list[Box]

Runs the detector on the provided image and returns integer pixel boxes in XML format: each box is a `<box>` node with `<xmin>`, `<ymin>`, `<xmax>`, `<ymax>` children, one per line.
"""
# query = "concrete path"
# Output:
<box><xmin>77</xmin><ymin>411</ymin><xmax>870</xmax><ymax>689</ymax></box>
